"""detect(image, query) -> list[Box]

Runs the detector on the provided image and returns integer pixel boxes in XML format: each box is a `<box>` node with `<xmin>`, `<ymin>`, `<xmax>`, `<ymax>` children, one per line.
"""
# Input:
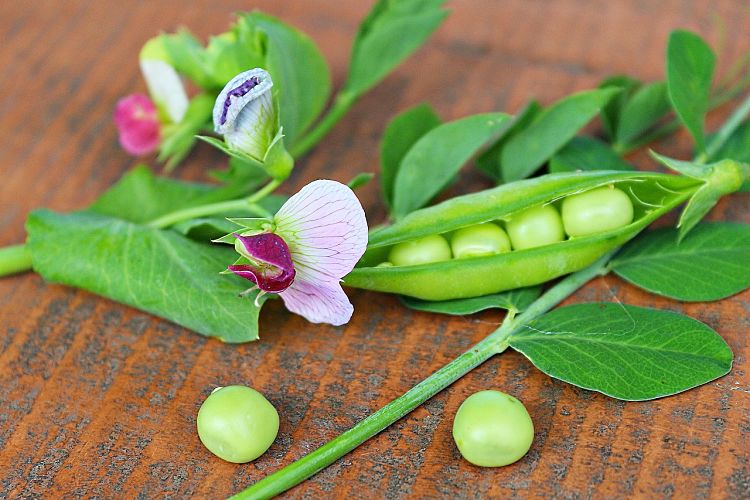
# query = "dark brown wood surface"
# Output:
<box><xmin>1</xmin><ymin>1</ymin><xmax>749</xmax><ymax>498</ymax></box>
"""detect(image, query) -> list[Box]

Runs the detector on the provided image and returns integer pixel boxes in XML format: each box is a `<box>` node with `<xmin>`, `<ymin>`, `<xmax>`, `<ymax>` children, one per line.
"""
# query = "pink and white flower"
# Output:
<box><xmin>227</xmin><ymin>179</ymin><xmax>368</xmax><ymax>326</ymax></box>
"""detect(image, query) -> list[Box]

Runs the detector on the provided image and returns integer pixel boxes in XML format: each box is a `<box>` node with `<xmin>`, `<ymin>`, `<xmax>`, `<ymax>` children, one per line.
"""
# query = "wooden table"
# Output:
<box><xmin>1</xmin><ymin>1</ymin><xmax>749</xmax><ymax>497</ymax></box>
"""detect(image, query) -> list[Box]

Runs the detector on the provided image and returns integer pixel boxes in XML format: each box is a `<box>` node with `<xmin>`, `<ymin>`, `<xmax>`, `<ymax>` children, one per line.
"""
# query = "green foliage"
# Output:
<box><xmin>500</xmin><ymin>88</ymin><xmax>620</xmax><ymax>182</ymax></box>
<box><xmin>598</xmin><ymin>75</ymin><xmax>641</xmax><ymax>140</ymax></box>
<box><xmin>380</xmin><ymin>103</ymin><xmax>441</xmax><ymax>208</ymax></box>
<box><xmin>611</xmin><ymin>223</ymin><xmax>750</xmax><ymax>301</ymax></box>
<box><xmin>345</xmin><ymin>0</ymin><xmax>449</xmax><ymax>97</ymax></box>
<box><xmin>509</xmin><ymin>303</ymin><xmax>733</xmax><ymax>400</ymax></box>
<box><xmin>26</xmin><ymin>210</ymin><xmax>266</xmax><ymax>342</ymax></box>
<box><xmin>401</xmin><ymin>286</ymin><xmax>540</xmax><ymax>315</ymax></box>
<box><xmin>391</xmin><ymin>113</ymin><xmax>510</xmax><ymax>219</ymax></box>
<box><xmin>549</xmin><ymin>136</ymin><xmax>633</xmax><ymax>173</ymax></box>
<box><xmin>666</xmin><ymin>30</ymin><xmax>716</xmax><ymax>153</ymax></box>
<box><xmin>615</xmin><ymin>81</ymin><xmax>672</xmax><ymax>148</ymax></box>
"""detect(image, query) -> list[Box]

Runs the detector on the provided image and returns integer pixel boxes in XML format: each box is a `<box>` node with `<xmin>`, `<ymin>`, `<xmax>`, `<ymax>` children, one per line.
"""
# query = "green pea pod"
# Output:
<box><xmin>344</xmin><ymin>171</ymin><xmax>703</xmax><ymax>300</ymax></box>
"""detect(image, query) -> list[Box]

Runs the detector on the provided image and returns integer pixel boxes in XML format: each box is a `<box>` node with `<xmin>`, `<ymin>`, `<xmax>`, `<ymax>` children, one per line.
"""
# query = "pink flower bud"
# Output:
<box><xmin>114</xmin><ymin>94</ymin><xmax>160</xmax><ymax>156</ymax></box>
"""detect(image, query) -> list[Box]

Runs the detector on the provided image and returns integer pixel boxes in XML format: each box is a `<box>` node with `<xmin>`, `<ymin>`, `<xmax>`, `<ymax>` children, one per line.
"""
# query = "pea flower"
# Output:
<box><xmin>212</xmin><ymin>68</ymin><xmax>293</xmax><ymax>180</ymax></box>
<box><xmin>221</xmin><ymin>179</ymin><xmax>368</xmax><ymax>326</ymax></box>
<box><xmin>114</xmin><ymin>36</ymin><xmax>189</xmax><ymax>157</ymax></box>
<box><xmin>113</xmin><ymin>94</ymin><xmax>161</xmax><ymax>155</ymax></box>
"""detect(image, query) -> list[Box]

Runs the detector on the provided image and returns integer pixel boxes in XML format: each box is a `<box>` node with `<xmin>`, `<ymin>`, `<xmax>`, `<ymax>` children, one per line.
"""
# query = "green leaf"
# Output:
<box><xmin>203</xmin><ymin>31</ymin><xmax>265</xmax><ymax>88</ymax></box>
<box><xmin>26</xmin><ymin>210</ymin><xmax>266</xmax><ymax>343</ymax></box>
<box><xmin>160</xmin><ymin>30</ymin><xmax>214</xmax><ymax>90</ymax></box>
<box><xmin>476</xmin><ymin>100</ymin><xmax>541</xmax><ymax>182</ymax></box>
<box><xmin>244</xmin><ymin>12</ymin><xmax>332</xmax><ymax>148</ymax></box>
<box><xmin>347</xmin><ymin>172</ymin><xmax>375</xmax><ymax>190</ymax></box>
<box><xmin>401</xmin><ymin>286</ymin><xmax>540</xmax><ymax>315</ymax></box>
<box><xmin>666</xmin><ymin>30</ymin><xmax>716</xmax><ymax>153</ymax></box>
<box><xmin>610</xmin><ymin>223</ymin><xmax>750</xmax><ymax>301</ymax></box>
<box><xmin>706</xmin><ymin>119</ymin><xmax>750</xmax><ymax>192</ymax></box>
<box><xmin>615</xmin><ymin>81</ymin><xmax>672</xmax><ymax>148</ymax></box>
<box><xmin>501</xmin><ymin>88</ymin><xmax>620</xmax><ymax>182</ymax></box>
<box><xmin>549</xmin><ymin>136</ymin><xmax>634</xmax><ymax>173</ymax></box>
<box><xmin>90</xmin><ymin>166</ymin><xmax>224</xmax><ymax>224</ymax></box>
<box><xmin>380</xmin><ymin>103</ymin><xmax>441</xmax><ymax>208</ymax></box>
<box><xmin>509</xmin><ymin>303</ymin><xmax>733</xmax><ymax>400</ymax></box>
<box><xmin>598</xmin><ymin>75</ymin><xmax>640</xmax><ymax>140</ymax></box>
<box><xmin>345</xmin><ymin>0</ymin><xmax>448</xmax><ymax>97</ymax></box>
<box><xmin>391</xmin><ymin>113</ymin><xmax>511</xmax><ymax>218</ymax></box>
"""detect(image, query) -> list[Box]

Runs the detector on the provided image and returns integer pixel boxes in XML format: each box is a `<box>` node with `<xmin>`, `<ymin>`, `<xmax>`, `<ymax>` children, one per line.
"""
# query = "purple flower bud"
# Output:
<box><xmin>229</xmin><ymin>232</ymin><xmax>295</xmax><ymax>293</ymax></box>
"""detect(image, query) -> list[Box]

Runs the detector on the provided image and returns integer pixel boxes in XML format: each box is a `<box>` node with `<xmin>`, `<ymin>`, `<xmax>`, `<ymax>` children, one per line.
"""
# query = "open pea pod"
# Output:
<box><xmin>344</xmin><ymin>171</ymin><xmax>702</xmax><ymax>300</ymax></box>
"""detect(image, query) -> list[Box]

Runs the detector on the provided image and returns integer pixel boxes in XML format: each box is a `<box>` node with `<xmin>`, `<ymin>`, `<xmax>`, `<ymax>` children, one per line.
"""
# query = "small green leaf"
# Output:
<box><xmin>26</xmin><ymin>210</ymin><xmax>266</xmax><ymax>343</ymax></box>
<box><xmin>347</xmin><ymin>172</ymin><xmax>375</xmax><ymax>190</ymax></box>
<box><xmin>549</xmin><ymin>136</ymin><xmax>634</xmax><ymax>173</ymax></box>
<box><xmin>501</xmin><ymin>88</ymin><xmax>620</xmax><ymax>182</ymax></box>
<box><xmin>401</xmin><ymin>286</ymin><xmax>540</xmax><ymax>315</ymax></box>
<box><xmin>616</xmin><ymin>81</ymin><xmax>672</xmax><ymax>148</ymax></box>
<box><xmin>598</xmin><ymin>75</ymin><xmax>640</xmax><ymax>140</ymax></box>
<box><xmin>611</xmin><ymin>223</ymin><xmax>750</xmax><ymax>301</ymax></box>
<box><xmin>476</xmin><ymin>100</ymin><xmax>541</xmax><ymax>182</ymax></box>
<box><xmin>392</xmin><ymin>113</ymin><xmax>511</xmax><ymax>218</ymax></box>
<box><xmin>666</xmin><ymin>30</ymin><xmax>716</xmax><ymax>153</ymax></box>
<box><xmin>380</xmin><ymin>103</ymin><xmax>441</xmax><ymax>208</ymax></box>
<box><xmin>345</xmin><ymin>0</ymin><xmax>448</xmax><ymax>97</ymax></box>
<box><xmin>160</xmin><ymin>30</ymin><xmax>214</xmax><ymax>90</ymax></box>
<box><xmin>243</xmin><ymin>12</ymin><xmax>332</xmax><ymax>148</ymax></box>
<box><xmin>509</xmin><ymin>303</ymin><xmax>733</xmax><ymax>401</ymax></box>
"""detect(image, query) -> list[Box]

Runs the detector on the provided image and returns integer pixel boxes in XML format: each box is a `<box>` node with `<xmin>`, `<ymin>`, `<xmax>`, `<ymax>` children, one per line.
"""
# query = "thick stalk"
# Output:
<box><xmin>0</xmin><ymin>244</ymin><xmax>32</xmax><ymax>277</ymax></box>
<box><xmin>230</xmin><ymin>252</ymin><xmax>615</xmax><ymax>500</ymax></box>
<box><xmin>289</xmin><ymin>92</ymin><xmax>357</xmax><ymax>159</ymax></box>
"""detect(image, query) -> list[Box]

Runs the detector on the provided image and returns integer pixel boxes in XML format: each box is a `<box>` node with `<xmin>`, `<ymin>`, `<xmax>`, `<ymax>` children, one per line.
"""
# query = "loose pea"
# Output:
<box><xmin>197</xmin><ymin>385</ymin><xmax>279</xmax><ymax>463</ymax></box>
<box><xmin>452</xmin><ymin>390</ymin><xmax>534</xmax><ymax>467</ymax></box>
<box><xmin>561</xmin><ymin>186</ymin><xmax>634</xmax><ymax>237</ymax></box>
<box><xmin>450</xmin><ymin>223</ymin><xmax>511</xmax><ymax>259</ymax></box>
<box><xmin>388</xmin><ymin>234</ymin><xmax>452</xmax><ymax>266</ymax></box>
<box><xmin>505</xmin><ymin>205</ymin><xmax>564</xmax><ymax>250</ymax></box>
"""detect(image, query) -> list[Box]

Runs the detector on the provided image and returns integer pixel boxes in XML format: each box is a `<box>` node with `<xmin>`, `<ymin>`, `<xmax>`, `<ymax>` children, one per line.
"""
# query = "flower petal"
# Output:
<box><xmin>140</xmin><ymin>59</ymin><xmax>189</xmax><ymax>124</ymax></box>
<box><xmin>274</xmin><ymin>180</ymin><xmax>368</xmax><ymax>283</ymax></box>
<box><xmin>279</xmin><ymin>278</ymin><xmax>354</xmax><ymax>326</ymax></box>
<box><xmin>232</xmin><ymin>233</ymin><xmax>295</xmax><ymax>293</ymax></box>
<box><xmin>114</xmin><ymin>94</ymin><xmax>160</xmax><ymax>156</ymax></box>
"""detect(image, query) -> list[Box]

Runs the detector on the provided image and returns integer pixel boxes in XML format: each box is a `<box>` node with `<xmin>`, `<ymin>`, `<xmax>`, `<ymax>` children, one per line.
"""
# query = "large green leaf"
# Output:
<box><xmin>401</xmin><ymin>286</ymin><xmax>540</xmax><ymax>315</ymax></box>
<box><xmin>500</xmin><ymin>88</ymin><xmax>619</xmax><ymax>182</ymax></box>
<box><xmin>610</xmin><ymin>223</ymin><xmax>750</xmax><ymax>301</ymax></box>
<box><xmin>666</xmin><ymin>30</ymin><xmax>716</xmax><ymax>153</ymax></box>
<box><xmin>380</xmin><ymin>103</ymin><xmax>441</xmax><ymax>209</ymax></box>
<box><xmin>615</xmin><ymin>81</ymin><xmax>672</xmax><ymax>148</ymax></box>
<box><xmin>509</xmin><ymin>303</ymin><xmax>732</xmax><ymax>401</ymax></box>
<box><xmin>244</xmin><ymin>12</ymin><xmax>332</xmax><ymax>148</ymax></box>
<box><xmin>391</xmin><ymin>113</ymin><xmax>510</xmax><ymax>219</ymax></box>
<box><xmin>26</xmin><ymin>210</ymin><xmax>265</xmax><ymax>343</ymax></box>
<box><xmin>345</xmin><ymin>0</ymin><xmax>448</xmax><ymax>97</ymax></box>
<box><xmin>549</xmin><ymin>136</ymin><xmax>633</xmax><ymax>173</ymax></box>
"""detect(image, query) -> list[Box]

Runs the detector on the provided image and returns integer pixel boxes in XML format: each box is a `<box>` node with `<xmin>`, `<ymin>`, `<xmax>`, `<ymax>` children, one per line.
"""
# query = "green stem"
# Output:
<box><xmin>0</xmin><ymin>244</ymin><xmax>33</xmax><ymax>277</ymax></box>
<box><xmin>231</xmin><ymin>252</ymin><xmax>615</xmax><ymax>500</ymax></box>
<box><xmin>701</xmin><ymin>92</ymin><xmax>750</xmax><ymax>162</ymax></box>
<box><xmin>289</xmin><ymin>92</ymin><xmax>357</xmax><ymax>159</ymax></box>
<box><xmin>147</xmin><ymin>179</ymin><xmax>281</xmax><ymax>229</ymax></box>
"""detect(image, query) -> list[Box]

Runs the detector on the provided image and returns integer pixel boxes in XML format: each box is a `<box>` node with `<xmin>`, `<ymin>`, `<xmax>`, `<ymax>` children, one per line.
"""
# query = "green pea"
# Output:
<box><xmin>388</xmin><ymin>234</ymin><xmax>451</xmax><ymax>266</ymax></box>
<box><xmin>452</xmin><ymin>390</ymin><xmax>534</xmax><ymax>467</ymax></box>
<box><xmin>450</xmin><ymin>223</ymin><xmax>511</xmax><ymax>259</ymax></box>
<box><xmin>505</xmin><ymin>205</ymin><xmax>564</xmax><ymax>250</ymax></box>
<box><xmin>562</xmin><ymin>186</ymin><xmax>634</xmax><ymax>237</ymax></box>
<box><xmin>197</xmin><ymin>385</ymin><xmax>279</xmax><ymax>463</ymax></box>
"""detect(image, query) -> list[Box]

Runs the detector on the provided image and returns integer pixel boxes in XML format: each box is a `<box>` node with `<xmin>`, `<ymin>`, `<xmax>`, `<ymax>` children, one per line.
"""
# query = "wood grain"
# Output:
<box><xmin>1</xmin><ymin>0</ymin><xmax>749</xmax><ymax>498</ymax></box>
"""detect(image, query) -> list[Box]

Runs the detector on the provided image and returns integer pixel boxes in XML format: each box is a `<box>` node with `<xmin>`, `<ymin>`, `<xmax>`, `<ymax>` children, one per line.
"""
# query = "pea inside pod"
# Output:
<box><xmin>345</xmin><ymin>171</ymin><xmax>701</xmax><ymax>301</ymax></box>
